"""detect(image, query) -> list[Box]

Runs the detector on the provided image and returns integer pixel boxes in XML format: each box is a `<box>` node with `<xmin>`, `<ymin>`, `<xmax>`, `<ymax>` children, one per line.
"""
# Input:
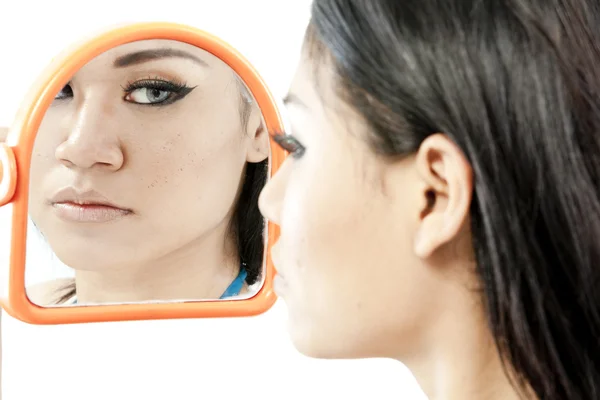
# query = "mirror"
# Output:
<box><xmin>24</xmin><ymin>39</ymin><xmax>271</xmax><ymax>308</ymax></box>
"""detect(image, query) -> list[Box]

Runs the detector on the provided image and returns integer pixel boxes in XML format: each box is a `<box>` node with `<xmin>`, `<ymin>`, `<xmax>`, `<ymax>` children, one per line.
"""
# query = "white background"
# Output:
<box><xmin>0</xmin><ymin>1</ymin><xmax>427</xmax><ymax>399</ymax></box>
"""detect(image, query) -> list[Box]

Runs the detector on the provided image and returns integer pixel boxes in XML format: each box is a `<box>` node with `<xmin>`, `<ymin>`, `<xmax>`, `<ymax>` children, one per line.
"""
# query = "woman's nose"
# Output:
<box><xmin>54</xmin><ymin>103</ymin><xmax>124</xmax><ymax>171</ymax></box>
<box><xmin>258</xmin><ymin>161</ymin><xmax>290</xmax><ymax>226</ymax></box>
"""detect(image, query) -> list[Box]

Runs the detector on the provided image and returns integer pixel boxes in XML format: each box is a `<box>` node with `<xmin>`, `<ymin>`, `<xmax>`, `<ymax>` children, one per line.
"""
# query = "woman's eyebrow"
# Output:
<box><xmin>113</xmin><ymin>48</ymin><xmax>209</xmax><ymax>68</ymax></box>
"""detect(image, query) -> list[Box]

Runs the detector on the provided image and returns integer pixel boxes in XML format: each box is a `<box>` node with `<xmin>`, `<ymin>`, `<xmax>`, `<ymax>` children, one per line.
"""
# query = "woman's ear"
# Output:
<box><xmin>412</xmin><ymin>133</ymin><xmax>473</xmax><ymax>259</ymax></box>
<box><xmin>245</xmin><ymin>107</ymin><xmax>269</xmax><ymax>163</ymax></box>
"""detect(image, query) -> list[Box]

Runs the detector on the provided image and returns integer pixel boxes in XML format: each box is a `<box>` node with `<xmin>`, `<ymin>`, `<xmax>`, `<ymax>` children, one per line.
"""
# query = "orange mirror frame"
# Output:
<box><xmin>0</xmin><ymin>22</ymin><xmax>287</xmax><ymax>325</ymax></box>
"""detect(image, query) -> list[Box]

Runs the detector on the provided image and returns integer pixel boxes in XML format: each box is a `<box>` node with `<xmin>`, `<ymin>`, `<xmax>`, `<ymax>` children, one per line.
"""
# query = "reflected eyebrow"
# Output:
<box><xmin>283</xmin><ymin>93</ymin><xmax>307</xmax><ymax>109</ymax></box>
<box><xmin>113</xmin><ymin>48</ymin><xmax>209</xmax><ymax>68</ymax></box>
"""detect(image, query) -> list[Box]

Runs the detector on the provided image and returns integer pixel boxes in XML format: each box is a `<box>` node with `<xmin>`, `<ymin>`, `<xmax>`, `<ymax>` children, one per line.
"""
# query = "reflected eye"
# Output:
<box><xmin>54</xmin><ymin>84</ymin><xmax>73</xmax><ymax>100</ymax></box>
<box><xmin>273</xmin><ymin>134</ymin><xmax>305</xmax><ymax>159</ymax></box>
<box><xmin>126</xmin><ymin>87</ymin><xmax>171</xmax><ymax>104</ymax></box>
<box><xmin>123</xmin><ymin>79</ymin><xmax>195</xmax><ymax>106</ymax></box>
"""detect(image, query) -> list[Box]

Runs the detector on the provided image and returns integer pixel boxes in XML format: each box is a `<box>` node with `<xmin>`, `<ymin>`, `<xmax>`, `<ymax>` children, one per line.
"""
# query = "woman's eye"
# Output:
<box><xmin>54</xmin><ymin>84</ymin><xmax>73</xmax><ymax>100</ymax></box>
<box><xmin>125</xmin><ymin>87</ymin><xmax>172</xmax><ymax>105</ymax></box>
<box><xmin>123</xmin><ymin>79</ymin><xmax>194</xmax><ymax>106</ymax></box>
<box><xmin>273</xmin><ymin>134</ymin><xmax>306</xmax><ymax>159</ymax></box>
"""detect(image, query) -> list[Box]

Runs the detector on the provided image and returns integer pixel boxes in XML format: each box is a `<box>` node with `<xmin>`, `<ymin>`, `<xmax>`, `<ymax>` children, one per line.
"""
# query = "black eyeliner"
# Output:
<box><xmin>122</xmin><ymin>79</ymin><xmax>196</xmax><ymax>106</ymax></box>
<box><xmin>54</xmin><ymin>81</ymin><xmax>74</xmax><ymax>101</ymax></box>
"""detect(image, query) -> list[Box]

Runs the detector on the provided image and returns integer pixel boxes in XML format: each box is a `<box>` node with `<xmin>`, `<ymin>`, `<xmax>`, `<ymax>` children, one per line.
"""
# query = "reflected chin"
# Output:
<box><xmin>44</xmin><ymin>234</ymin><xmax>129</xmax><ymax>271</ymax></box>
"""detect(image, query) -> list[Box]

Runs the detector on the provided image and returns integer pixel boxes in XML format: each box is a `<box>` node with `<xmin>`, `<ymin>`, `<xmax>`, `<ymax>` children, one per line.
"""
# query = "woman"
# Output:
<box><xmin>259</xmin><ymin>0</ymin><xmax>600</xmax><ymax>399</ymax></box>
<box><xmin>25</xmin><ymin>39</ymin><xmax>270</xmax><ymax>305</ymax></box>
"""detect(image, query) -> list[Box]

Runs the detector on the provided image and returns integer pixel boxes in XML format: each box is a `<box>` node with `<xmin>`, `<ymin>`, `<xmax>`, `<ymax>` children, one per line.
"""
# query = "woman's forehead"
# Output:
<box><xmin>107</xmin><ymin>39</ymin><xmax>217</xmax><ymax>65</ymax></box>
<box><xmin>70</xmin><ymin>38</ymin><xmax>237</xmax><ymax>83</ymax></box>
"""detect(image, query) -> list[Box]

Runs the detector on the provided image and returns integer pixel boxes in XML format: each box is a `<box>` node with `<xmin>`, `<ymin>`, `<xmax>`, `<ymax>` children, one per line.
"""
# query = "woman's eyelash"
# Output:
<box><xmin>122</xmin><ymin>78</ymin><xmax>195</xmax><ymax>106</ymax></box>
<box><xmin>52</xmin><ymin>78</ymin><xmax>195</xmax><ymax>106</ymax></box>
<box><xmin>122</xmin><ymin>77</ymin><xmax>188</xmax><ymax>94</ymax></box>
<box><xmin>273</xmin><ymin>133</ymin><xmax>306</xmax><ymax>158</ymax></box>
<box><xmin>54</xmin><ymin>82</ymin><xmax>73</xmax><ymax>100</ymax></box>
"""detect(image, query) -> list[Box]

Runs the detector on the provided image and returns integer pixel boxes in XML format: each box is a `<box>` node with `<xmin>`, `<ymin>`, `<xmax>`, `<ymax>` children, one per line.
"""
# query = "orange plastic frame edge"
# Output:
<box><xmin>0</xmin><ymin>22</ymin><xmax>286</xmax><ymax>325</ymax></box>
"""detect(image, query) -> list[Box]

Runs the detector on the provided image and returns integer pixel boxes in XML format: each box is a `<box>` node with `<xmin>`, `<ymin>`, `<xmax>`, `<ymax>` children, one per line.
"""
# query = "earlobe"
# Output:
<box><xmin>413</xmin><ymin>134</ymin><xmax>473</xmax><ymax>259</ymax></box>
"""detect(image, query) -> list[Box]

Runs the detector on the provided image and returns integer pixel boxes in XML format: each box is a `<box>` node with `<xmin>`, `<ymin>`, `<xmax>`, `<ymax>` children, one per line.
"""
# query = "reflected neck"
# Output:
<box><xmin>73</xmin><ymin>223</ymin><xmax>245</xmax><ymax>303</ymax></box>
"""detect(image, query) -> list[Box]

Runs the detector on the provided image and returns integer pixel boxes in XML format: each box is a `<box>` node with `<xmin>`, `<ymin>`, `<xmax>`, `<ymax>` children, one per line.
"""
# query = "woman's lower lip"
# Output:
<box><xmin>52</xmin><ymin>203</ymin><xmax>131</xmax><ymax>223</ymax></box>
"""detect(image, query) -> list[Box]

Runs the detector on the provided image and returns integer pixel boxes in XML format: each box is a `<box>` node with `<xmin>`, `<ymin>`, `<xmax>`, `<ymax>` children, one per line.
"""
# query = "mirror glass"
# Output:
<box><xmin>25</xmin><ymin>39</ymin><xmax>270</xmax><ymax>307</ymax></box>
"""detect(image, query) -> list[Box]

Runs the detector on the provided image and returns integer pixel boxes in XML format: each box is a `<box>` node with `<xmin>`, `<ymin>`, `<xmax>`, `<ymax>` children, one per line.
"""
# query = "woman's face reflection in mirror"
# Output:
<box><xmin>28</xmin><ymin>39</ymin><xmax>270</xmax><ymax>305</ymax></box>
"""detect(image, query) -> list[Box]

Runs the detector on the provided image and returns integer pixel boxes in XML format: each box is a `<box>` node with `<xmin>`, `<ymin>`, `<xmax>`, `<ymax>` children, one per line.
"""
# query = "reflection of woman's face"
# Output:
<box><xmin>29</xmin><ymin>39</ymin><xmax>267</xmax><ymax>272</ymax></box>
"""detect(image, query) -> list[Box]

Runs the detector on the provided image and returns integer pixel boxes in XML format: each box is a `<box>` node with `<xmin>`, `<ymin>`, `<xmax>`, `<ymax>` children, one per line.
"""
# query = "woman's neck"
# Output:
<box><xmin>74</xmin><ymin>223</ymin><xmax>242</xmax><ymax>304</ymax></box>
<box><xmin>403</xmin><ymin>288</ymin><xmax>533</xmax><ymax>400</ymax></box>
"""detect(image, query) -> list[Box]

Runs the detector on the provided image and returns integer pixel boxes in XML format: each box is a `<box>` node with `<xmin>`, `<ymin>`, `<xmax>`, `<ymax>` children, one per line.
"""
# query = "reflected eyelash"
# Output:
<box><xmin>53</xmin><ymin>81</ymin><xmax>73</xmax><ymax>101</ymax></box>
<box><xmin>122</xmin><ymin>77</ymin><xmax>195</xmax><ymax>106</ymax></box>
<box><xmin>122</xmin><ymin>76</ymin><xmax>188</xmax><ymax>92</ymax></box>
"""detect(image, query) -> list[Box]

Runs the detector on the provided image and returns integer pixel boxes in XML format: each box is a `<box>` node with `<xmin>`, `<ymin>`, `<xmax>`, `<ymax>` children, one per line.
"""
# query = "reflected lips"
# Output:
<box><xmin>49</xmin><ymin>188</ymin><xmax>132</xmax><ymax>223</ymax></box>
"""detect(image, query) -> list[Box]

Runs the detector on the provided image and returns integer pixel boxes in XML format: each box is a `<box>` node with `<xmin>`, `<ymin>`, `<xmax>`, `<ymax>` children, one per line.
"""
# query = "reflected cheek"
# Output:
<box><xmin>29</xmin><ymin>156</ymin><xmax>53</xmax><ymax>203</ymax></box>
<box><xmin>30</xmin><ymin>137</ymin><xmax>61</xmax><ymax>178</ymax></box>
<box><xmin>31</xmin><ymin>135</ymin><xmax>62</xmax><ymax>174</ymax></box>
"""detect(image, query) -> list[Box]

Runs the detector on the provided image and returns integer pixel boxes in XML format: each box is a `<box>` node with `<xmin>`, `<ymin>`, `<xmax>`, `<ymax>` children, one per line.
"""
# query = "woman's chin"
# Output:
<box><xmin>52</xmin><ymin>247</ymin><xmax>121</xmax><ymax>272</ymax></box>
<box><xmin>287</xmin><ymin>317</ymin><xmax>354</xmax><ymax>360</ymax></box>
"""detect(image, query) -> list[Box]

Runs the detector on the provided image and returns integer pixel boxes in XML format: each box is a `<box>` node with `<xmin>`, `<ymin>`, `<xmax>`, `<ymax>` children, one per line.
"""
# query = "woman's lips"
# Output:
<box><xmin>48</xmin><ymin>187</ymin><xmax>132</xmax><ymax>223</ymax></box>
<box><xmin>52</xmin><ymin>202</ymin><xmax>132</xmax><ymax>223</ymax></box>
<box><xmin>273</xmin><ymin>272</ymin><xmax>288</xmax><ymax>295</ymax></box>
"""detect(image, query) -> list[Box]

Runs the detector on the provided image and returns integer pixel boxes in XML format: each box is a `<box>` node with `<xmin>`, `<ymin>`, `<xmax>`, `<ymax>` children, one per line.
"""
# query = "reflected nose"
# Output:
<box><xmin>258</xmin><ymin>161</ymin><xmax>290</xmax><ymax>226</ymax></box>
<box><xmin>55</xmin><ymin>103</ymin><xmax>124</xmax><ymax>171</ymax></box>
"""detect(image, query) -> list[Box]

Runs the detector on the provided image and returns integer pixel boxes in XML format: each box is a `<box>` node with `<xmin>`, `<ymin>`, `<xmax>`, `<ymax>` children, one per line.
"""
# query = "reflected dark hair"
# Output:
<box><xmin>233</xmin><ymin>79</ymin><xmax>268</xmax><ymax>286</ymax></box>
<box><xmin>232</xmin><ymin>157</ymin><xmax>267</xmax><ymax>285</ymax></box>
<box><xmin>55</xmin><ymin>83</ymin><xmax>267</xmax><ymax>303</ymax></box>
<box><xmin>307</xmin><ymin>0</ymin><xmax>600</xmax><ymax>399</ymax></box>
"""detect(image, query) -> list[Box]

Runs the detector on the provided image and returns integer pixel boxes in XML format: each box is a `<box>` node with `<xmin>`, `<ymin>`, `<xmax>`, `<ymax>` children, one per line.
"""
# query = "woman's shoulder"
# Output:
<box><xmin>26</xmin><ymin>278</ymin><xmax>75</xmax><ymax>306</ymax></box>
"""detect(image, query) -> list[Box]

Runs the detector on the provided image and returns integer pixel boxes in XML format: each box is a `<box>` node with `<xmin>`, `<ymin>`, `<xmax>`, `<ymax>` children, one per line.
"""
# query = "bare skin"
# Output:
<box><xmin>258</xmin><ymin>53</ymin><xmax>532</xmax><ymax>400</ymax></box>
<box><xmin>22</xmin><ymin>40</ymin><xmax>269</xmax><ymax>305</ymax></box>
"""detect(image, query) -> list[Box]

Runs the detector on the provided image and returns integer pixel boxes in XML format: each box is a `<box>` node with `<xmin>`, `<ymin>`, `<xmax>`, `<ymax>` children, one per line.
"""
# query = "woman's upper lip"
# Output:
<box><xmin>49</xmin><ymin>187</ymin><xmax>130</xmax><ymax>211</ymax></box>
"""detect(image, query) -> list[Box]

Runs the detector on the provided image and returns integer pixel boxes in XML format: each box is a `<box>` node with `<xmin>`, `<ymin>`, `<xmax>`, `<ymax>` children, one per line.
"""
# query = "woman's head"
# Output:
<box><xmin>259</xmin><ymin>0</ymin><xmax>600</xmax><ymax>398</ymax></box>
<box><xmin>29</xmin><ymin>39</ymin><xmax>269</xmax><ymax>285</ymax></box>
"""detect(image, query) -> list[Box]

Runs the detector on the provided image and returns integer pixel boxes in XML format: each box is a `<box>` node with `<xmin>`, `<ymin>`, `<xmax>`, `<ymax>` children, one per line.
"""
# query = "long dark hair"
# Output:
<box><xmin>55</xmin><ymin>85</ymin><xmax>267</xmax><ymax>303</ymax></box>
<box><xmin>231</xmin><ymin>157</ymin><xmax>268</xmax><ymax>286</ymax></box>
<box><xmin>306</xmin><ymin>0</ymin><xmax>600</xmax><ymax>398</ymax></box>
<box><xmin>231</xmin><ymin>79</ymin><xmax>268</xmax><ymax>286</ymax></box>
